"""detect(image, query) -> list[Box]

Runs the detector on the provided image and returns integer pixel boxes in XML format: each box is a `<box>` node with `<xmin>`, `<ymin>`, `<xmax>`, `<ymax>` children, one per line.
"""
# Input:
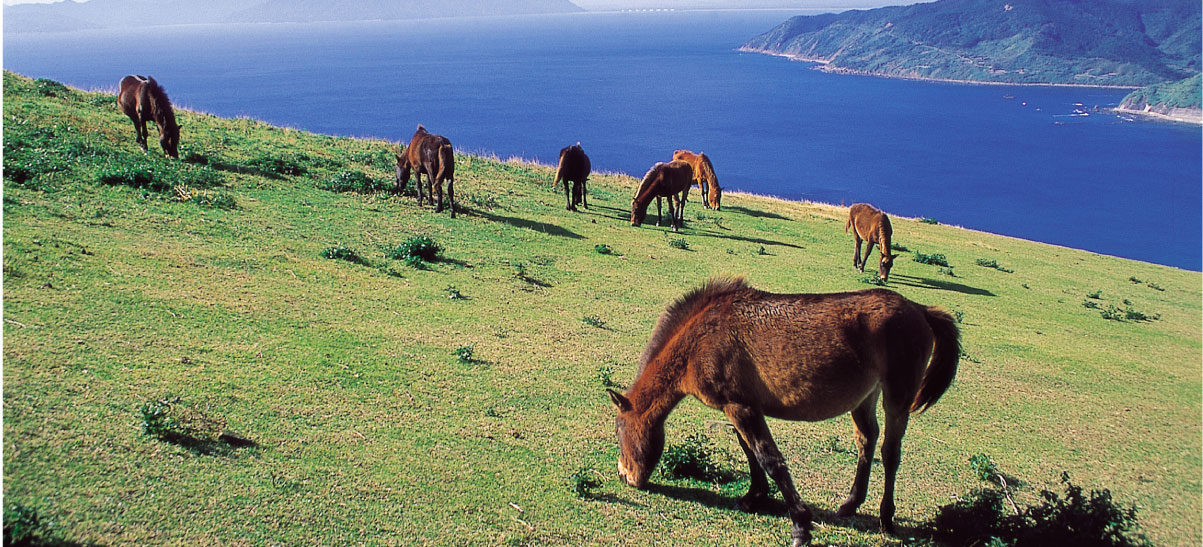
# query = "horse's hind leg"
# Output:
<box><xmin>434</xmin><ymin>179</ymin><xmax>445</xmax><ymax>213</ymax></box>
<box><xmin>725</xmin><ymin>404</ymin><xmax>813</xmax><ymax>547</ymax></box>
<box><xmin>580</xmin><ymin>180</ymin><xmax>588</xmax><ymax>209</ymax></box>
<box><xmin>563</xmin><ymin>178</ymin><xmax>575</xmax><ymax>211</ymax></box>
<box><xmin>836</xmin><ymin>390</ymin><xmax>880</xmax><ymax>518</ymax></box>
<box><xmin>446</xmin><ymin>177</ymin><xmax>455</xmax><ymax>218</ymax></box>
<box><xmin>877</xmin><ymin>398</ymin><xmax>911</xmax><ymax>534</ymax></box>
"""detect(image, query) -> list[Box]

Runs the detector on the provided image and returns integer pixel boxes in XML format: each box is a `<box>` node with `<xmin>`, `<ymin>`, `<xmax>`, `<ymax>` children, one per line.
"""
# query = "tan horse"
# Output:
<box><xmin>118</xmin><ymin>75</ymin><xmax>179</xmax><ymax>158</ymax></box>
<box><xmin>672</xmin><ymin>149</ymin><xmax>721</xmax><ymax>210</ymax></box>
<box><xmin>609</xmin><ymin>278</ymin><xmax>959</xmax><ymax>546</ymax></box>
<box><xmin>846</xmin><ymin>203</ymin><xmax>898</xmax><ymax>282</ymax></box>
<box><xmin>631</xmin><ymin>161</ymin><xmax>693</xmax><ymax>231</ymax></box>
<box><xmin>553</xmin><ymin>142</ymin><xmax>591</xmax><ymax>211</ymax></box>
<box><xmin>396</xmin><ymin>125</ymin><xmax>456</xmax><ymax>217</ymax></box>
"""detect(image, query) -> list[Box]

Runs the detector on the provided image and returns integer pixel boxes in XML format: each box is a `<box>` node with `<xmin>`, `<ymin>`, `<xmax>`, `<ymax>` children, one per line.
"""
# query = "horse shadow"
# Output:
<box><xmin>464</xmin><ymin>208</ymin><xmax>585</xmax><ymax>240</ymax></box>
<box><xmin>647</xmin><ymin>482</ymin><xmax>925</xmax><ymax>540</ymax></box>
<box><xmin>723</xmin><ymin>205</ymin><xmax>792</xmax><ymax>221</ymax></box>
<box><xmin>889</xmin><ymin>274</ymin><xmax>995</xmax><ymax>297</ymax></box>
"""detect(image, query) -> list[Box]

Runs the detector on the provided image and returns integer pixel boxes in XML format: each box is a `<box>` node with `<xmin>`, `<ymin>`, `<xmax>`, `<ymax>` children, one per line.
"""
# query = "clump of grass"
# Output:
<box><xmin>913</xmin><ymin>251</ymin><xmax>950</xmax><ymax>267</ymax></box>
<box><xmin>919</xmin><ymin>217</ymin><xmax>939</xmax><ymax>225</ymax></box>
<box><xmin>668</xmin><ymin>238</ymin><xmax>690</xmax><ymax>251</ymax></box>
<box><xmin>594</xmin><ymin>244</ymin><xmax>614</xmax><ymax>255</ymax></box>
<box><xmin>320</xmin><ymin>244</ymin><xmax>365</xmax><ymax>265</ymax></box>
<box><xmin>4</xmin><ymin>502</ymin><xmax>53</xmax><ymax>546</ymax></box>
<box><xmin>582</xmin><ymin>315</ymin><xmax>606</xmax><ymax>329</ymax></box>
<box><xmin>392</xmin><ymin>236</ymin><xmax>441</xmax><ymax>266</ymax></box>
<box><xmin>247</xmin><ymin>153</ymin><xmax>308</xmax><ymax>176</ymax></box>
<box><xmin>1146</xmin><ymin>282</ymin><xmax>1163</xmax><ymax>292</ymax></box>
<box><xmin>454</xmin><ymin>345</ymin><xmax>474</xmax><ymax>363</ymax></box>
<box><xmin>444</xmin><ymin>285</ymin><xmax>464</xmax><ymax>300</ymax></box>
<box><xmin>468</xmin><ymin>193</ymin><xmax>500</xmax><ymax>210</ymax></box>
<box><xmin>1086</xmin><ymin>290</ymin><xmax>1103</xmax><ymax>299</ymax></box>
<box><xmin>33</xmin><ymin>77</ymin><xmax>70</xmax><ymax>97</ymax></box>
<box><xmin>757</xmin><ymin>245</ymin><xmax>770</xmax><ymax>256</ymax></box>
<box><xmin>976</xmin><ymin>258</ymin><xmax>1014</xmax><ymax>273</ymax></box>
<box><xmin>660</xmin><ymin>433</ymin><xmax>728</xmax><ymax>483</ymax></box>
<box><xmin>138</xmin><ymin>396</ymin><xmax>242</xmax><ymax>455</ymax></box>
<box><xmin>1127</xmin><ymin>276</ymin><xmax>1142</xmax><ymax>284</ymax></box>
<box><xmin>596</xmin><ymin>365</ymin><xmax>620</xmax><ymax>388</ymax></box>
<box><xmin>95</xmin><ymin>158</ymin><xmax>223</xmax><ymax>192</ymax></box>
<box><xmin>319</xmin><ymin>170</ymin><xmax>387</xmax><ymax>193</ymax></box>
<box><xmin>954</xmin><ymin>310</ymin><xmax>965</xmax><ymax>324</ymax></box>
<box><xmin>939</xmin><ymin>266</ymin><xmax>957</xmax><ymax>277</ymax></box>
<box><xmin>859</xmin><ymin>273</ymin><xmax>887</xmax><ymax>286</ymax></box>
<box><xmin>569</xmin><ymin>468</ymin><xmax>602</xmax><ymax>499</ymax></box>
<box><xmin>890</xmin><ymin>242</ymin><xmax>909</xmax><ymax>252</ymax></box>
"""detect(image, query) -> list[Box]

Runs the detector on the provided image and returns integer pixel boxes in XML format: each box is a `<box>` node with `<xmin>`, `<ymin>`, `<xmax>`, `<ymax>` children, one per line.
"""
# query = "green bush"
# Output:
<box><xmin>320</xmin><ymin>170</ymin><xmax>388</xmax><ymax>193</ymax></box>
<box><xmin>913</xmin><ymin>251</ymin><xmax>950</xmax><ymax>267</ymax></box>
<box><xmin>454</xmin><ymin>345</ymin><xmax>475</xmax><ymax>363</ymax></box>
<box><xmin>668</xmin><ymin>238</ymin><xmax>690</xmax><ymax>250</ymax></box>
<box><xmin>976</xmin><ymin>258</ymin><xmax>1014</xmax><ymax>273</ymax></box>
<box><xmin>392</xmin><ymin>236</ymin><xmax>442</xmax><ymax>263</ymax></box>
<box><xmin>4</xmin><ymin>502</ymin><xmax>52</xmax><ymax>546</ymax></box>
<box><xmin>247</xmin><ymin>154</ymin><xmax>308</xmax><ymax>176</ymax></box>
<box><xmin>919</xmin><ymin>217</ymin><xmax>939</xmax><ymax>224</ymax></box>
<box><xmin>660</xmin><ymin>433</ymin><xmax>728</xmax><ymax>483</ymax></box>
<box><xmin>320</xmin><ymin>244</ymin><xmax>365</xmax><ymax>265</ymax></box>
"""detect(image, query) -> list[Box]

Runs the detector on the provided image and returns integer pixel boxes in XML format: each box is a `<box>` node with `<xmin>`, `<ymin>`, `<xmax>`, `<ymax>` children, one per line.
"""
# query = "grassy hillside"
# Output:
<box><xmin>4</xmin><ymin>71</ymin><xmax>1200</xmax><ymax>546</ymax></box>
<box><xmin>742</xmin><ymin>0</ymin><xmax>1201</xmax><ymax>87</ymax></box>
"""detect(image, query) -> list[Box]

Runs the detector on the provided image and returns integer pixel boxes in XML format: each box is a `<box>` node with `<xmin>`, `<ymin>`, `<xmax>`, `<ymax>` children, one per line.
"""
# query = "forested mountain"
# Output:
<box><xmin>741</xmin><ymin>0</ymin><xmax>1201</xmax><ymax>87</ymax></box>
<box><xmin>3</xmin><ymin>0</ymin><xmax>583</xmax><ymax>33</ymax></box>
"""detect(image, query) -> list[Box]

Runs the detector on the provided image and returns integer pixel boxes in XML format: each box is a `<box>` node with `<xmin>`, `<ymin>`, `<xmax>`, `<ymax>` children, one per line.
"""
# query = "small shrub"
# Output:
<box><xmin>320</xmin><ymin>170</ymin><xmax>387</xmax><ymax>193</ymax></box>
<box><xmin>392</xmin><ymin>235</ymin><xmax>442</xmax><ymax>263</ymax></box>
<box><xmin>140</xmin><ymin>396</ymin><xmax>184</xmax><ymax>438</ymax></box>
<box><xmin>247</xmin><ymin>154</ymin><xmax>307</xmax><ymax>176</ymax></box>
<box><xmin>594</xmin><ymin>244</ymin><xmax>614</xmax><ymax>255</ymax></box>
<box><xmin>454</xmin><ymin>345</ymin><xmax>474</xmax><ymax>363</ymax></box>
<box><xmin>321</xmin><ymin>244</ymin><xmax>365</xmax><ymax>265</ymax></box>
<box><xmin>668</xmin><ymin>238</ymin><xmax>690</xmax><ymax>250</ymax></box>
<box><xmin>913</xmin><ymin>251</ymin><xmax>950</xmax><ymax>267</ymax></box>
<box><xmin>976</xmin><ymin>258</ymin><xmax>1014</xmax><ymax>273</ymax></box>
<box><xmin>953</xmin><ymin>310</ymin><xmax>965</xmax><ymax>324</ymax></box>
<box><xmin>569</xmin><ymin>468</ymin><xmax>602</xmax><ymax>498</ymax></box>
<box><xmin>192</xmin><ymin>190</ymin><xmax>237</xmax><ymax>210</ymax></box>
<box><xmin>1127</xmin><ymin>276</ymin><xmax>1142</xmax><ymax>284</ymax></box>
<box><xmin>939</xmin><ymin>266</ymin><xmax>957</xmax><ymax>277</ymax></box>
<box><xmin>1122</xmin><ymin>307</ymin><xmax>1157</xmax><ymax>322</ymax></box>
<box><xmin>1146</xmin><ymin>282</ymin><xmax>1164</xmax><ymax>292</ymax></box>
<box><xmin>445</xmin><ymin>285</ymin><xmax>463</xmax><ymax>300</ymax></box>
<box><xmin>582</xmin><ymin>315</ymin><xmax>606</xmax><ymax>329</ymax></box>
<box><xmin>468</xmin><ymin>193</ymin><xmax>500</xmax><ymax>209</ymax></box>
<box><xmin>890</xmin><ymin>242</ymin><xmax>909</xmax><ymax>252</ymax></box>
<box><xmin>970</xmin><ymin>453</ymin><xmax>1000</xmax><ymax>482</ymax></box>
<box><xmin>1100</xmin><ymin>305</ymin><xmax>1124</xmax><ymax>320</ymax></box>
<box><xmin>1086</xmin><ymin>290</ymin><xmax>1103</xmax><ymax>299</ymax></box>
<box><xmin>919</xmin><ymin>217</ymin><xmax>939</xmax><ymax>224</ymax></box>
<box><xmin>660</xmin><ymin>433</ymin><xmax>727</xmax><ymax>483</ymax></box>
<box><xmin>34</xmin><ymin>77</ymin><xmax>70</xmax><ymax>97</ymax></box>
<box><xmin>757</xmin><ymin>245</ymin><xmax>770</xmax><ymax>256</ymax></box>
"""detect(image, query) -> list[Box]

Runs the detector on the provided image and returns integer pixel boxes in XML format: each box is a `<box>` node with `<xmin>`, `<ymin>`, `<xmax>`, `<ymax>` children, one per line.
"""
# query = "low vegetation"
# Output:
<box><xmin>4</xmin><ymin>72</ymin><xmax>1200</xmax><ymax>546</ymax></box>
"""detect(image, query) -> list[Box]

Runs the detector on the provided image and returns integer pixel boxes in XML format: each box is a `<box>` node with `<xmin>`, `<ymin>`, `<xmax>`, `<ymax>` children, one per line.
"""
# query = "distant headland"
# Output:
<box><xmin>742</xmin><ymin>0</ymin><xmax>1202</xmax><ymax>118</ymax></box>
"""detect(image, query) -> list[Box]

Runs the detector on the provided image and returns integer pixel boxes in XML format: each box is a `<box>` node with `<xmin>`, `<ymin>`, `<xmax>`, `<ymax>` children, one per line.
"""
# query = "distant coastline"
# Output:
<box><xmin>737</xmin><ymin>46</ymin><xmax>1142</xmax><ymax>91</ymax></box>
<box><xmin>1111</xmin><ymin>106</ymin><xmax>1203</xmax><ymax>125</ymax></box>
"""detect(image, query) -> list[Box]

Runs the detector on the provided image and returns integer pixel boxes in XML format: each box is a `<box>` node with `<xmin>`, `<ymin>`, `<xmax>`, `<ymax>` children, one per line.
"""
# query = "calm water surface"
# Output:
<box><xmin>5</xmin><ymin>11</ymin><xmax>1200</xmax><ymax>269</ymax></box>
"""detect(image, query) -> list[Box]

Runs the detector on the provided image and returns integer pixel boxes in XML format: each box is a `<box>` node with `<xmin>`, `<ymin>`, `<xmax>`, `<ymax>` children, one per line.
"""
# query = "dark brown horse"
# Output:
<box><xmin>396</xmin><ymin>125</ymin><xmax>456</xmax><ymax>218</ymax></box>
<box><xmin>672</xmin><ymin>149</ymin><xmax>721</xmax><ymax>210</ymax></box>
<box><xmin>553</xmin><ymin>142</ymin><xmax>591</xmax><ymax>211</ymax></box>
<box><xmin>846</xmin><ymin>203</ymin><xmax>898</xmax><ymax>282</ymax></box>
<box><xmin>630</xmin><ymin>161</ymin><xmax>693</xmax><ymax>231</ymax></box>
<box><xmin>118</xmin><ymin>75</ymin><xmax>179</xmax><ymax>158</ymax></box>
<box><xmin>608</xmin><ymin>278</ymin><xmax>959</xmax><ymax>546</ymax></box>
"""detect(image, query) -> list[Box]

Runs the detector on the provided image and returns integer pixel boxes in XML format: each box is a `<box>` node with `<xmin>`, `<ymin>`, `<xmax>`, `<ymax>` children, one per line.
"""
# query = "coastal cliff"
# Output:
<box><xmin>742</xmin><ymin>0</ymin><xmax>1201</xmax><ymax>88</ymax></box>
<box><xmin>1116</xmin><ymin>74</ymin><xmax>1203</xmax><ymax>124</ymax></box>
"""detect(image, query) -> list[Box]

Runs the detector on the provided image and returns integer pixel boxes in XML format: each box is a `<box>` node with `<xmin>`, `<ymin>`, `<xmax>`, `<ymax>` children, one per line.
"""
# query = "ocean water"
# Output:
<box><xmin>5</xmin><ymin>10</ymin><xmax>1201</xmax><ymax>270</ymax></box>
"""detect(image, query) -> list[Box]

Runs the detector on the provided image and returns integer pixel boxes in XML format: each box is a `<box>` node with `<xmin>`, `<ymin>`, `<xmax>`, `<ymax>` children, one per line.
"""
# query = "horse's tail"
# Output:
<box><xmin>437</xmin><ymin>143</ymin><xmax>454</xmax><ymax>181</ymax></box>
<box><xmin>553</xmin><ymin>150</ymin><xmax>567</xmax><ymax>187</ymax></box>
<box><xmin>844</xmin><ymin>214</ymin><xmax>852</xmax><ymax>233</ymax></box>
<box><xmin>911</xmin><ymin>306</ymin><xmax>960</xmax><ymax>414</ymax></box>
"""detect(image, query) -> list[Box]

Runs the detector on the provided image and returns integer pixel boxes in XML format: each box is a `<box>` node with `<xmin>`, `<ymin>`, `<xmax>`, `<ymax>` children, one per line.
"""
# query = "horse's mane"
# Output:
<box><xmin>638</xmin><ymin>277</ymin><xmax>750</xmax><ymax>371</ymax></box>
<box><xmin>143</xmin><ymin>76</ymin><xmax>177</xmax><ymax>131</ymax></box>
<box><xmin>144</xmin><ymin>77</ymin><xmax>173</xmax><ymax>111</ymax></box>
<box><xmin>696</xmin><ymin>153</ymin><xmax>718</xmax><ymax>187</ymax></box>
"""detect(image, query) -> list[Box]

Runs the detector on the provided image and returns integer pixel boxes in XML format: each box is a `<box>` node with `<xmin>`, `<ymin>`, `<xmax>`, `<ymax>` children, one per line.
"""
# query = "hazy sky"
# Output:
<box><xmin>3</xmin><ymin>0</ymin><xmax>924</xmax><ymax>7</ymax></box>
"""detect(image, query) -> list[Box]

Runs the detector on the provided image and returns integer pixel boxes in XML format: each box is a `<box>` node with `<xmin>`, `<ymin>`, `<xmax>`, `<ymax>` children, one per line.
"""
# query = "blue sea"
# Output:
<box><xmin>5</xmin><ymin>10</ymin><xmax>1201</xmax><ymax>270</ymax></box>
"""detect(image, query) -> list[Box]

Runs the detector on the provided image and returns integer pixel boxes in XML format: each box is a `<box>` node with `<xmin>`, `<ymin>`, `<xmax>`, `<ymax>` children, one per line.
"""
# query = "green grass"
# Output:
<box><xmin>4</xmin><ymin>72</ymin><xmax>1201</xmax><ymax>546</ymax></box>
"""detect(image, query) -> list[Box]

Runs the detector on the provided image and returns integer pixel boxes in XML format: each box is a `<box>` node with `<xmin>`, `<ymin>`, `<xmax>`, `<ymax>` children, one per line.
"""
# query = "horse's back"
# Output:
<box><xmin>557</xmin><ymin>144</ymin><xmax>590</xmax><ymax>181</ymax></box>
<box><xmin>849</xmin><ymin>203</ymin><xmax>887</xmax><ymax>241</ymax></box>
<box><xmin>689</xmin><ymin>288</ymin><xmax>934</xmax><ymax>419</ymax></box>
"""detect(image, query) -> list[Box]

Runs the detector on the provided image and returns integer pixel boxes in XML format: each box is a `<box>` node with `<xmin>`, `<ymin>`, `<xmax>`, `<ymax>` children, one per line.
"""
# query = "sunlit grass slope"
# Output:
<box><xmin>4</xmin><ymin>71</ymin><xmax>1200</xmax><ymax>546</ymax></box>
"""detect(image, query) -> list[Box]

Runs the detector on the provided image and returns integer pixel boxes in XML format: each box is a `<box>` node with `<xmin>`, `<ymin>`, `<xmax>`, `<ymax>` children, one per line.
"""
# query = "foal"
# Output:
<box><xmin>396</xmin><ymin>125</ymin><xmax>456</xmax><ymax>217</ymax></box>
<box><xmin>118</xmin><ymin>75</ymin><xmax>179</xmax><ymax>158</ymax></box>
<box><xmin>846</xmin><ymin>203</ymin><xmax>898</xmax><ymax>282</ymax></box>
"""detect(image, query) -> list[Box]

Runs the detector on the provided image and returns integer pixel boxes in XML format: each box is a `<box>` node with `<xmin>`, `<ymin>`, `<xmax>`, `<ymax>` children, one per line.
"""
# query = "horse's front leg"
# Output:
<box><xmin>667</xmin><ymin>196</ymin><xmax>678</xmax><ymax>232</ymax></box>
<box><xmin>655</xmin><ymin>197</ymin><xmax>663</xmax><ymax>227</ymax></box>
<box><xmin>133</xmin><ymin>119</ymin><xmax>149</xmax><ymax>151</ymax></box>
<box><xmin>733</xmin><ymin>429</ymin><xmax>770</xmax><ymax>511</ymax></box>
<box><xmin>853</xmin><ymin>236</ymin><xmax>864</xmax><ymax>271</ymax></box>
<box><xmin>837</xmin><ymin>391</ymin><xmax>880</xmax><ymax>518</ymax></box>
<box><xmin>725</xmin><ymin>404</ymin><xmax>813</xmax><ymax>547</ymax></box>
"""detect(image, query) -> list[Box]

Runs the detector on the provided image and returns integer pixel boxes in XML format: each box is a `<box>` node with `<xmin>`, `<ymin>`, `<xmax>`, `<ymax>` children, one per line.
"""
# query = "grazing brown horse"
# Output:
<box><xmin>553</xmin><ymin>142</ymin><xmax>591</xmax><ymax>211</ymax></box>
<box><xmin>396</xmin><ymin>125</ymin><xmax>456</xmax><ymax>218</ymax></box>
<box><xmin>609</xmin><ymin>278</ymin><xmax>959</xmax><ymax>547</ymax></box>
<box><xmin>631</xmin><ymin>161</ymin><xmax>693</xmax><ymax>231</ymax></box>
<box><xmin>672</xmin><ymin>149</ymin><xmax>722</xmax><ymax>210</ymax></box>
<box><xmin>846</xmin><ymin>203</ymin><xmax>898</xmax><ymax>282</ymax></box>
<box><xmin>118</xmin><ymin>75</ymin><xmax>179</xmax><ymax>158</ymax></box>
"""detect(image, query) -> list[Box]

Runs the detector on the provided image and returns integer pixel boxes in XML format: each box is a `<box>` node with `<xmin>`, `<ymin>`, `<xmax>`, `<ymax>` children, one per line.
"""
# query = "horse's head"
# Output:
<box><xmin>608</xmin><ymin>389</ymin><xmax>663</xmax><ymax>489</ymax></box>
<box><xmin>707</xmin><ymin>182</ymin><xmax>722</xmax><ymax>211</ymax></box>
<box><xmin>160</xmin><ymin>124</ymin><xmax>180</xmax><ymax>159</ymax></box>
<box><xmin>630</xmin><ymin>200</ymin><xmax>647</xmax><ymax>226</ymax></box>
<box><xmin>395</xmin><ymin>152</ymin><xmax>411</xmax><ymax>191</ymax></box>
<box><xmin>879</xmin><ymin>253</ymin><xmax>899</xmax><ymax>282</ymax></box>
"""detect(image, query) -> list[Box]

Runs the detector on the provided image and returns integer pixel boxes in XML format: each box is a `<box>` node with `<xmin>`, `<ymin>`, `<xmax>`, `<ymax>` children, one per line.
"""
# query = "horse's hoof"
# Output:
<box><xmin>790</xmin><ymin>528</ymin><xmax>812</xmax><ymax>547</ymax></box>
<box><xmin>880</xmin><ymin>518</ymin><xmax>896</xmax><ymax>535</ymax></box>
<box><xmin>734</xmin><ymin>492</ymin><xmax>768</xmax><ymax>512</ymax></box>
<box><xmin>834</xmin><ymin>503</ymin><xmax>857</xmax><ymax>518</ymax></box>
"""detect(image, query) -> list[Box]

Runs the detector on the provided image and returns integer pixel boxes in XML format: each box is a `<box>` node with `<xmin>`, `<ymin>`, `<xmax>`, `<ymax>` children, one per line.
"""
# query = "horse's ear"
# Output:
<box><xmin>607</xmin><ymin>389</ymin><xmax>632</xmax><ymax>411</ymax></box>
